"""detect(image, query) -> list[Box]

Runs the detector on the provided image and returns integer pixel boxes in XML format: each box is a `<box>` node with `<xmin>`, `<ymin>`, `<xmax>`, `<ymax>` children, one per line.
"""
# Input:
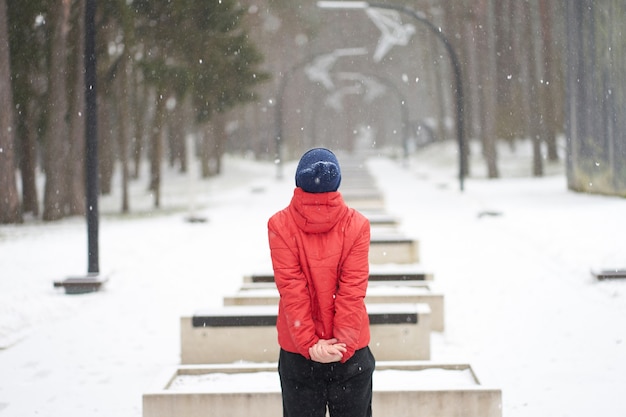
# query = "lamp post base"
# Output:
<box><xmin>53</xmin><ymin>273</ymin><xmax>108</xmax><ymax>295</ymax></box>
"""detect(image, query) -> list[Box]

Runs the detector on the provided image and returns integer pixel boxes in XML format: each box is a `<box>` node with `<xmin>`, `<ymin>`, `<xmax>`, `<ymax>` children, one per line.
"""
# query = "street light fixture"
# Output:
<box><xmin>317</xmin><ymin>1</ymin><xmax>467</xmax><ymax>191</ymax></box>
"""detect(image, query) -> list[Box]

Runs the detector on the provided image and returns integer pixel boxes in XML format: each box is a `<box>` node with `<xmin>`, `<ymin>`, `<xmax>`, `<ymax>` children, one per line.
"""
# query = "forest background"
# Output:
<box><xmin>0</xmin><ymin>0</ymin><xmax>625</xmax><ymax>224</ymax></box>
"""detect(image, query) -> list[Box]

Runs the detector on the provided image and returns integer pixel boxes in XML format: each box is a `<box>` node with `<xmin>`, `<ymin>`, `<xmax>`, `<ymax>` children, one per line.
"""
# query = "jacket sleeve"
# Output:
<box><xmin>333</xmin><ymin>217</ymin><xmax>370</xmax><ymax>362</ymax></box>
<box><xmin>268</xmin><ymin>215</ymin><xmax>318</xmax><ymax>358</ymax></box>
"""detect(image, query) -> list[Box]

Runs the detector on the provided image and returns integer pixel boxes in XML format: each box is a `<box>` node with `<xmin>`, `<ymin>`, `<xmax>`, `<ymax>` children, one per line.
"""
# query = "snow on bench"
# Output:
<box><xmin>180</xmin><ymin>303</ymin><xmax>431</xmax><ymax>364</ymax></box>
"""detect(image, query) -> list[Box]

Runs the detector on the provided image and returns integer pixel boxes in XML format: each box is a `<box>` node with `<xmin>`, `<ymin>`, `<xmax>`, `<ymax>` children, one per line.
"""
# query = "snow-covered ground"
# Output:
<box><xmin>1</xmin><ymin>140</ymin><xmax>625</xmax><ymax>417</ymax></box>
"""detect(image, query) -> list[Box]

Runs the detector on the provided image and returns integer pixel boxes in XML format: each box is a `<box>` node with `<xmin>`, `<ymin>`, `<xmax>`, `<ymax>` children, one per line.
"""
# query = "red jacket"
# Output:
<box><xmin>268</xmin><ymin>187</ymin><xmax>371</xmax><ymax>362</ymax></box>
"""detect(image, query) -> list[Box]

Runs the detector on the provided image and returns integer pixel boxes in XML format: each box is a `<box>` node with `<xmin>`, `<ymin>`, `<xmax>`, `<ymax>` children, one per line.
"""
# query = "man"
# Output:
<box><xmin>268</xmin><ymin>148</ymin><xmax>375</xmax><ymax>417</ymax></box>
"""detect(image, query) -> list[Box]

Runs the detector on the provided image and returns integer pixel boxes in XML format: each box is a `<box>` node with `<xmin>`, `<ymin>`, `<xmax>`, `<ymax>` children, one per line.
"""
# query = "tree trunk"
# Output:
<box><xmin>477</xmin><ymin>0</ymin><xmax>499</xmax><ymax>178</ymax></box>
<box><xmin>149</xmin><ymin>92</ymin><xmax>165</xmax><ymax>208</ymax></box>
<box><xmin>440</xmin><ymin>2</ymin><xmax>471</xmax><ymax>177</ymax></box>
<box><xmin>539</xmin><ymin>0</ymin><xmax>559</xmax><ymax>161</ymax></box>
<box><xmin>43</xmin><ymin>0</ymin><xmax>71</xmax><ymax>221</ymax></box>
<box><xmin>527</xmin><ymin>0</ymin><xmax>545</xmax><ymax>176</ymax></box>
<box><xmin>511</xmin><ymin>1</ymin><xmax>532</xmax><ymax>147</ymax></box>
<box><xmin>494</xmin><ymin>0</ymin><xmax>519</xmax><ymax>144</ymax></box>
<box><xmin>132</xmin><ymin>75</ymin><xmax>147</xmax><ymax>180</ymax></box>
<box><xmin>178</xmin><ymin>101</ymin><xmax>189</xmax><ymax>173</ymax></box>
<box><xmin>67</xmin><ymin>0</ymin><xmax>86</xmax><ymax>216</ymax></box>
<box><xmin>461</xmin><ymin>6</ymin><xmax>480</xmax><ymax>144</ymax></box>
<box><xmin>116</xmin><ymin>0</ymin><xmax>140</xmax><ymax>188</ymax></box>
<box><xmin>426</xmin><ymin>0</ymin><xmax>447</xmax><ymax>143</ymax></box>
<box><xmin>564</xmin><ymin>1</ymin><xmax>626</xmax><ymax>196</ymax></box>
<box><xmin>167</xmin><ymin>100</ymin><xmax>187</xmax><ymax>173</ymax></box>
<box><xmin>97</xmin><ymin>93</ymin><xmax>114</xmax><ymax>195</ymax></box>
<box><xmin>213</xmin><ymin>112</ymin><xmax>226</xmax><ymax>175</ymax></box>
<box><xmin>0</xmin><ymin>0</ymin><xmax>21</xmax><ymax>223</ymax></box>
<box><xmin>117</xmin><ymin>57</ymin><xmax>131</xmax><ymax>213</ymax></box>
<box><xmin>200</xmin><ymin>123</ymin><xmax>212</xmax><ymax>178</ymax></box>
<box><xmin>17</xmin><ymin>101</ymin><xmax>39</xmax><ymax>216</ymax></box>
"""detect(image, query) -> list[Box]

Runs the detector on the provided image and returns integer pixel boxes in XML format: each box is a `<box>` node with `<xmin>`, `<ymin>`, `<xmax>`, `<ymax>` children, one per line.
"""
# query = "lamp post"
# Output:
<box><xmin>318</xmin><ymin>1</ymin><xmax>466</xmax><ymax>191</ymax></box>
<box><xmin>84</xmin><ymin>0</ymin><xmax>99</xmax><ymax>275</ymax></box>
<box><xmin>53</xmin><ymin>0</ymin><xmax>107</xmax><ymax>294</ymax></box>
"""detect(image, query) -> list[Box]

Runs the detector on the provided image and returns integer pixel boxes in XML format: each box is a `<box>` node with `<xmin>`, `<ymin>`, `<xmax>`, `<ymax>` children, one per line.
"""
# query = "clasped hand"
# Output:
<box><xmin>309</xmin><ymin>338</ymin><xmax>347</xmax><ymax>363</ymax></box>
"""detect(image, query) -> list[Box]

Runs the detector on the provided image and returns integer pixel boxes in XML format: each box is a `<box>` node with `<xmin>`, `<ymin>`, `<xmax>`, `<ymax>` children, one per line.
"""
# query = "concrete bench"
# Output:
<box><xmin>180</xmin><ymin>303</ymin><xmax>431</xmax><ymax>364</ymax></box>
<box><xmin>364</xmin><ymin>212</ymin><xmax>399</xmax><ymax>227</ymax></box>
<box><xmin>337</xmin><ymin>173</ymin><xmax>376</xmax><ymax>188</ymax></box>
<box><xmin>342</xmin><ymin>189</ymin><xmax>385</xmax><ymax>208</ymax></box>
<box><xmin>342</xmin><ymin>188</ymin><xmax>384</xmax><ymax>200</ymax></box>
<box><xmin>238</xmin><ymin>279</ymin><xmax>432</xmax><ymax>292</ymax></box>
<box><xmin>224</xmin><ymin>285</ymin><xmax>444</xmax><ymax>332</ymax></box>
<box><xmin>237</xmin><ymin>278</ymin><xmax>436</xmax><ymax>295</ymax></box>
<box><xmin>143</xmin><ymin>361</ymin><xmax>502</xmax><ymax>417</ymax></box>
<box><xmin>369</xmin><ymin>234</ymin><xmax>419</xmax><ymax>264</ymax></box>
<box><xmin>244</xmin><ymin>268</ymin><xmax>433</xmax><ymax>284</ymax></box>
<box><xmin>591</xmin><ymin>268</ymin><xmax>626</xmax><ymax>280</ymax></box>
<box><xmin>345</xmin><ymin>198</ymin><xmax>386</xmax><ymax>211</ymax></box>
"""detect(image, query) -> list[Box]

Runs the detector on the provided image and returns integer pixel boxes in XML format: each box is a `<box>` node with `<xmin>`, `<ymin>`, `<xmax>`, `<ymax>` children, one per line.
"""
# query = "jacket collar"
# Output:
<box><xmin>288</xmin><ymin>187</ymin><xmax>348</xmax><ymax>234</ymax></box>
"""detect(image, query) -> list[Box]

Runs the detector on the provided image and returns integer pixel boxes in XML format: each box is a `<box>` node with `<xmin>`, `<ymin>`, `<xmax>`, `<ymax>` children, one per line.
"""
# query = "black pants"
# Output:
<box><xmin>278</xmin><ymin>347</ymin><xmax>375</xmax><ymax>417</ymax></box>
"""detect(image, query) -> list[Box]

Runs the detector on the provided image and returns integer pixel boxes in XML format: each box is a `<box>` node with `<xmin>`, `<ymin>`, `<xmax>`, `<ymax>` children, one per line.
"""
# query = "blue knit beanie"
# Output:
<box><xmin>295</xmin><ymin>148</ymin><xmax>342</xmax><ymax>193</ymax></box>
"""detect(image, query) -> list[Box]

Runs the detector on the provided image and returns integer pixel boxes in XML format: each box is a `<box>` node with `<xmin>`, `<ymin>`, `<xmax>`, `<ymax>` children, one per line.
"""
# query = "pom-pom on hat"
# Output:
<box><xmin>295</xmin><ymin>148</ymin><xmax>342</xmax><ymax>193</ymax></box>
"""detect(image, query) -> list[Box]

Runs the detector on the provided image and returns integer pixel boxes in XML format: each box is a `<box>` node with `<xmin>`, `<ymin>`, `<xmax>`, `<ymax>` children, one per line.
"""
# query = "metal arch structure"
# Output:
<box><xmin>318</xmin><ymin>1</ymin><xmax>467</xmax><ymax>191</ymax></box>
<box><xmin>273</xmin><ymin>48</ymin><xmax>367</xmax><ymax>179</ymax></box>
<box><xmin>336</xmin><ymin>72</ymin><xmax>411</xmax><ymax>162</ymax></box>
